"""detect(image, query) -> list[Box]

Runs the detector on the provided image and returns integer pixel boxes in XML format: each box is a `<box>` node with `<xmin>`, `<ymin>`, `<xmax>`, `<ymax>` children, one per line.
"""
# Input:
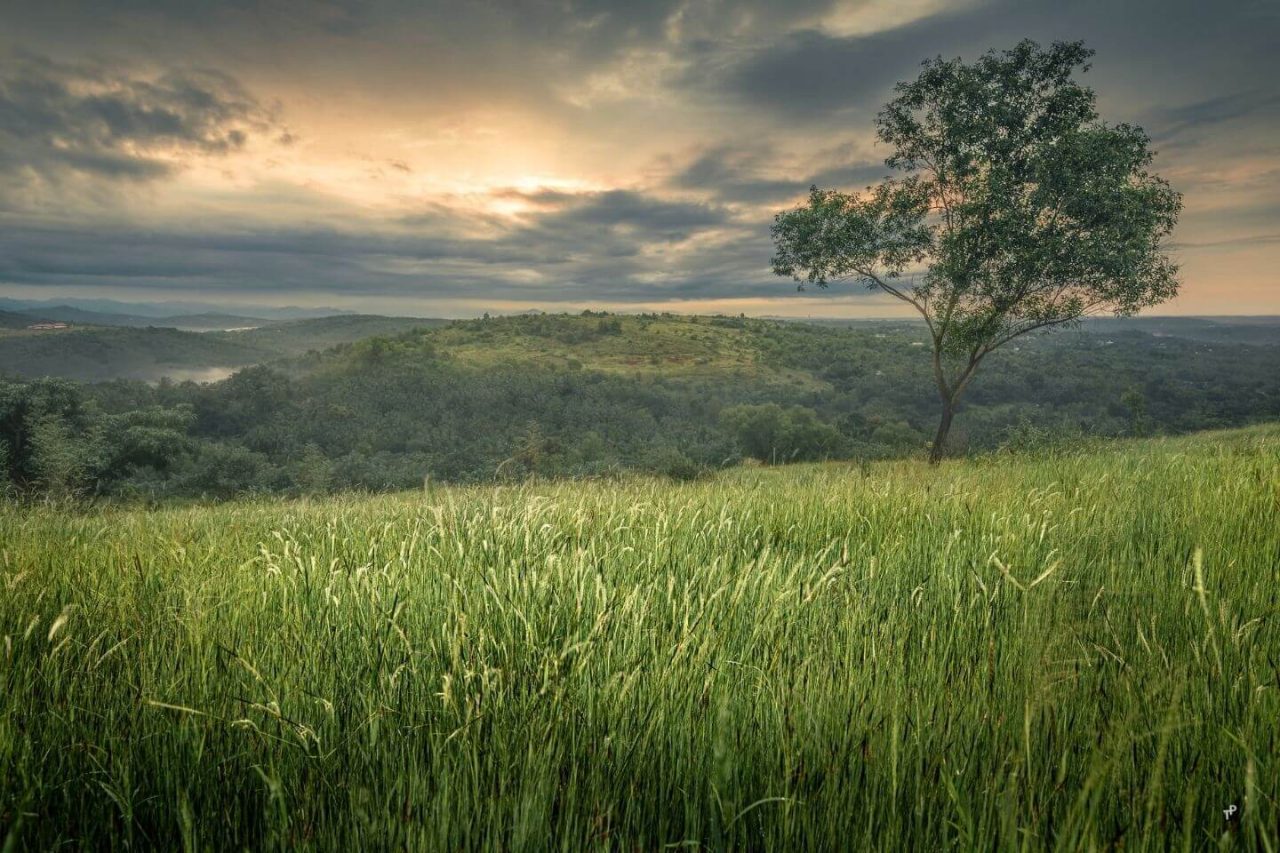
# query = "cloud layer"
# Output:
<box><xmin>0</xmin><ymin>0</ymin><xmax>1276</xmax><ymax>315</ymax></box>
<box><xmin>0</xmin><ymin>56</ymin><xmax>280</xmax><ymax>186</ymax></box>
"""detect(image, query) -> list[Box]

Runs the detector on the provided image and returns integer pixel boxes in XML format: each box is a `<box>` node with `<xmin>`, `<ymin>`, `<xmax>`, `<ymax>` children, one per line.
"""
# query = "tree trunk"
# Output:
<box><xmin>928</xmin><ymin>396</ymin><xmax>955</xmax><ymax>464</ymax></box>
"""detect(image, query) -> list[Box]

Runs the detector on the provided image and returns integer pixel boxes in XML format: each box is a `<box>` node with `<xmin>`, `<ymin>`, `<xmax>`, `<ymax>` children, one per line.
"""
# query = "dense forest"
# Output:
<box><xmin>0</xmin><ymin>314</ymin><xmax>442</xmax><ymax>381</ymax></box>
<box><xmin>2</xmin><ymin>312</ymin><xmax>1278</xmax><ymax>500</ymax></box>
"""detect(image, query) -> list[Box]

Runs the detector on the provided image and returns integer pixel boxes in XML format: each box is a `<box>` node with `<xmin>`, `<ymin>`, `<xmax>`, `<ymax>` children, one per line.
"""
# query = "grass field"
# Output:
<box><xmin>2</xmin><ymin>426</ymin><xmax>1278</xmax><ymax>849</ymax></box>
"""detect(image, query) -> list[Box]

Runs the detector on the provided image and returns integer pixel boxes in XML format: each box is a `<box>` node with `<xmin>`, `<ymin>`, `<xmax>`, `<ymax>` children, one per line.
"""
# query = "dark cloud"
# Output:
<box><xmin>1148</xmin><ymin>91</ymin><xmax>1280</xmax><ymax>144</ymax></box>
<box><xmin>0</xmin><ymin>187</ymin><xmax>754</xmax><ymax>302</ymax></box>
<box><xmin>398</xmin><ymin>188</ymin><xmax>732</xmax><ymax>265</ymax></box>
<box><xmin>690</xmin><ymin>26</ymin><xmax>932</xmax><ymax>120</ymax></box>
<box><xmin>668</xmin><ymin>144</ymin><xmax>889</xmax><ymax>205</ymax></box>
<box><xmin>669</xmin><ymin>145</ymin><xmax>795</xmax><ymax>203</ymax></box>
<box><xmin>684</xmin><ymin>0</ymin><xmax>1280</xmax><ymax>126</ymax></box>
<box><xmin>0</xmin><ymin>55</ymin><xmax>279</xmax><ymax>186</ymax></box>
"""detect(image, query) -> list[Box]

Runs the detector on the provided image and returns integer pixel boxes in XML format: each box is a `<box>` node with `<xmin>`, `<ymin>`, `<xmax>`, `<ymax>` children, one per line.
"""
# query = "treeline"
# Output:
<box><xmin>2</xmin><ymin>315</ymin><xmax>1278</xmax><ymax>500</ymax></box>
<box><xmin>0</xmin><ymin>368</ymin><xmax>838</xmax><ymax>499</ymax></box>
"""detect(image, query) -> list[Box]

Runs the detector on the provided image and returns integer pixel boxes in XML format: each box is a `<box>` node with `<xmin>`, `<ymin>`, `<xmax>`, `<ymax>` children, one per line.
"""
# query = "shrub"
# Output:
<box><xmin>643</xmin><ymin>445</ymin><xmax>707</xmax><ymax>482</ymax></box>
<box><xmin>720</xmin><ymin>404</ymin><xmax>845</xmax><ymax>463</ymax></box>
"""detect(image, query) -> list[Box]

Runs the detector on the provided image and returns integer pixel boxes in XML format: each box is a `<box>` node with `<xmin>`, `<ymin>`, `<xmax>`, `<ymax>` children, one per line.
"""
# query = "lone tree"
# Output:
<box><xmin>771</xmin><ymin>40</ymin><xmax>1181</xmax><ymax>462</ymax></box>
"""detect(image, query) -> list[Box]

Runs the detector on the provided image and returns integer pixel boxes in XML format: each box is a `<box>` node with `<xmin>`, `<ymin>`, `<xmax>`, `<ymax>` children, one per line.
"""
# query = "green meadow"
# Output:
<box><xmin>2</xmin><ymin>426</ymin><xmax>1278</xmax><ymax>850</ymax></box>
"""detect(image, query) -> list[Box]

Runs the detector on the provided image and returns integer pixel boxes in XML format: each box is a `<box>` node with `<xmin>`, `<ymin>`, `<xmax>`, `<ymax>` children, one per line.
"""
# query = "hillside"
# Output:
<box><xmin>0</xmin><ymin>296</ymin><xmax>349</xmax><ymax>322</ymax></box>
<box><xmin>218</xmin><ymin>313</ymin><xmax>446</xmax><ymax>353</ymax></box>
<box><xmin>297</xmin><ymin>312</ymin><xmax>1280</xmax><ymax>439</ymax></box>
<box><xmin>0</xmin><ymin>302</ymin><xmax>272</xmax><ymax>330</ymax></box>
<box><xmin>409</xmin><ymin>313</ymin><xmax>823</xmax><ymax>384</ymax></box>
<box><xmin>141</xmin><ymin>312</ymin><xmax>273</xmax><ymax>331</ymax></box>
<box><xmin>3</xmin><ymin>311</ymin><xmax>1278</xmax><ymax>497</ymax></box>
<box><xmin>0</xmin><ymin>326</ymin><xmax>279</xmax><ymax>382</ymax></box>
<box><xmin>804</xmin><ymin>315</ymin><xmax>1280</xmax><ymax>347</ymax></box>
<box><xmin>313</xmin><ymin>312</ymin><xmax>1280</xmax><ymax>383</ymax></box>
<box><xmin>0</xmin><ymin>311</ymin><xmax>1275</xmax><ymax>498</ymax></box>
<box><xmin>7</xmin><ymin>309</ymin><xmax>1278</xmax><ymax>393</ymax></box>
<box><xmin>0</xmin><ymin>314</ymin><xmax>444</xmax><ymax>381</ymax></box>
<box><xmin>0</xmin><ymin>309</ymin><xmax>39</xmax><ymax>329</ymax></box>
<box><xmin>2</xmin><ymin>425</ymin><xmax>1277</xmax><ymax>848</ymax></box>
<box><xmin>1081</xmin><ymin>315</ymin><xmax>1280</xmax><ymax>345</ymax></box>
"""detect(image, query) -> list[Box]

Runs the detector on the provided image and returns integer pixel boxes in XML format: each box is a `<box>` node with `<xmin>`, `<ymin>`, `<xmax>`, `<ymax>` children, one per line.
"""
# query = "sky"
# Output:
<box><xmin>0</xmin><ymin>0</ymin><xmax>1277</xmax><ymax>318</ymax></box>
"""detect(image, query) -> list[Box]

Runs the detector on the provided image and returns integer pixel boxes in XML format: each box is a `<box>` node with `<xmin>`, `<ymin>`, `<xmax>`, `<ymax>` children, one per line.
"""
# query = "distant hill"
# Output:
<box><xmin>799</xmin><ymin>315</ymin><xmax>1280</xmax><ymax>346</ymax></box>
<box><xmin>294</xmin><ymin>312</ymin><xmax>1280</xmax><ymax>438</ymax></box>
<box><xmin>219</xmin><ymin>314</ymin><xmax>447</xmax><ymax>354</ymax></box>
<box><xmin>404</xmin><ymin>313</ymin><xmax>919</xmax><ymax>385</ymax></box>
<box><xmin>159</xmin><ymin>313</ymin><xmax>273</xmax><ymax>331</ymax></box>
<box><xmin>297</xmin><ymin>312</ymin><xmax>827</xmax><ymax>387</ymax></box>
<box><xmin>4</xmin><ymin>311</ymin><xmax>1278</xmax><ymax>495</ymax></box>
<box><xmin>4</xmin><ymin>309</ymin><xmax>1279</xmax><ymax>398</ymax></box>
<box><xmin>0</xmin><ymin>296</ymin><xmax>351</xmax><ymax>321</ymax></box>
<box><xmin>1079</xmin><ymin>316</ymin><xmax>1280</xmax><ymax>346</ymax></box>
<box><xmin>0</xmin><ymin>313</ymin><xmax>446</xmax><ymax>381</ymax></box>
<box><xmin>0</xmin><ymin>303</ymin><xmax>274</xmax><ymax>331</ymax></box>
<box><xmin>0</xmin><ymin>326</ymin><xmax>278</xmax><ymax>382</ymax></box>
<box><xmin>6</xmin><ymin>304</ymin><xmax>165</xmax><ymax>327</ymax></box>
<box><xmin>0</xmin><ymin>309</ymin><xmax>40</xmax><ymax>329</ymax></box>
<box><xmin>79</xmin><ymin>311</ymin><xmax>1278</xmax><ymax>491</ymax></box>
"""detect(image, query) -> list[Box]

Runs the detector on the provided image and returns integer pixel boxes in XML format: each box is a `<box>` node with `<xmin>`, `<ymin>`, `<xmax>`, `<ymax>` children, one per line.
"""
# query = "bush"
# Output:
<box><xmin>643</xmin><ymin>445</ymin><xmax>707</xmax><ymax>482</ymax></box>
<box><xmin>994</xmin><ymin>416</ymin><xmax>1093</xmax><ymax>458</ymax></box>
<box><xmin>170</xmin><ymin>443</ymin><xmax>276</xmax><ymax>499</ymax></box>
<box><xmin>720</xmin><ymin>404</ymin><xmax>845</xmax><ymax>463</ymax></box>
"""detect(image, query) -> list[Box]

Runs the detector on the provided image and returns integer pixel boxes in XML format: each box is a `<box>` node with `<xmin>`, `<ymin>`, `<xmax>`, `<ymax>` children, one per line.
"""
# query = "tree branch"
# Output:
<box><xmin>859</xmin><ymin>269</ymin><xmax>927</xmax><ymax>316</ymax></box>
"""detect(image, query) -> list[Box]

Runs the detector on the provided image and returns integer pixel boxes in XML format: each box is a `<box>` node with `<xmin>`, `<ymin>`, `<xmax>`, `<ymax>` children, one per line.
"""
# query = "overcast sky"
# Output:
<box><xmin>1</xmin><ymin>0</ymin><xmax>1277</xmax><ymax>317</ymax></box>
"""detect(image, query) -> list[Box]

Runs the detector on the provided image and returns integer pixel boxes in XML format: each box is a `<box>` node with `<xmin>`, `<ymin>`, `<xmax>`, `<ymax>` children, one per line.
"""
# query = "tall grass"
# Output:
<box><xmin>2</xmin><ymin>426</ymin><xmax>1278</xmax><ymax>850</ymax></box>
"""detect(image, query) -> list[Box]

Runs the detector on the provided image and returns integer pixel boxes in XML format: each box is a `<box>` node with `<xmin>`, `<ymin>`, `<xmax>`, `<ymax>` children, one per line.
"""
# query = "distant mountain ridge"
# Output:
<box><xmin>0</xmin><ymin>304</ymin><xmax>272</xmax><ymax>331</ymax></box>
<box><xmin>0</xmin><ymin>310</ymin><xmax>41</xmax><ymax>329</ymax></box>
<box><xmin>0</xmin><ymin>296</ymin><xmax>353</xmax><ymax>321</ymax></box>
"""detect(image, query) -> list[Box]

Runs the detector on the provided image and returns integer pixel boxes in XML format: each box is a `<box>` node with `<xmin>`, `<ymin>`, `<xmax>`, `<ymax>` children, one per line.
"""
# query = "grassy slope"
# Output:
<box><xmin>2</xmin><ymin>425</ymin><xmax>1277</xmax><ymax>849</ymax></box>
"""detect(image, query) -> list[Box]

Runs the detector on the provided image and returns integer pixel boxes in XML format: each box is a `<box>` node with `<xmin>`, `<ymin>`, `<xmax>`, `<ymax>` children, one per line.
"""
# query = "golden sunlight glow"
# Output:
<box><xmin>816</xmin><ymin>0</ymin><xmax>979</xmax><ymax>38</ymax></box>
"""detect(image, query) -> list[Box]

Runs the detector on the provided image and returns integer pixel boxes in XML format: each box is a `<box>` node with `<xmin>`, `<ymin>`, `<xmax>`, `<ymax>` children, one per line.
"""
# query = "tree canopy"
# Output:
<box><xmin>772</xmin><ymin>40</ymin><xmax>1182</xmax><ymax>460</ymax></box>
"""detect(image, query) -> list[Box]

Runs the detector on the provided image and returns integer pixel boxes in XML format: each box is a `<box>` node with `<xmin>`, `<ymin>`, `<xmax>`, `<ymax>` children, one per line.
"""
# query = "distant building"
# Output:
<box><xmin>26</xmin><ymin>322</ymin><xmax>70</xmax><ymax>330</ymax></box>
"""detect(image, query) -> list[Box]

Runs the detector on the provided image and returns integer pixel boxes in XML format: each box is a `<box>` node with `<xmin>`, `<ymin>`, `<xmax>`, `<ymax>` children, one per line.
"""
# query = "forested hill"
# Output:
<box><xmin>3</xmin><ymin>311</ymin><xmax>1278</xmax><ymax>499</ymax></box>
<box><xmin>0</xmin><ymin>310</ymin><xmax>37</xmax><ymax>329</ymax></box>
<box><xmin>0</xmin><ymin>326</ymin><xmax>280</xmax><ymax>383</ymax></box>
<box><xmin>0</xmin><ymin>314</ymin><xmax>441</xmax><ymax>381</ymax></box>
<box><xmin>212</xmin><ymin>314</ymin><xmax>450</xmax><ymax>355</ymax></box>
<box><xmin>289</xmin><ymin>310</ymin><xmax>1280</xmax><ymax>381</ymax></box>
<box><xmin>290</xmin><ymin>311</ymin><xmax>1280</xmax><ymax>414</ymax></box>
